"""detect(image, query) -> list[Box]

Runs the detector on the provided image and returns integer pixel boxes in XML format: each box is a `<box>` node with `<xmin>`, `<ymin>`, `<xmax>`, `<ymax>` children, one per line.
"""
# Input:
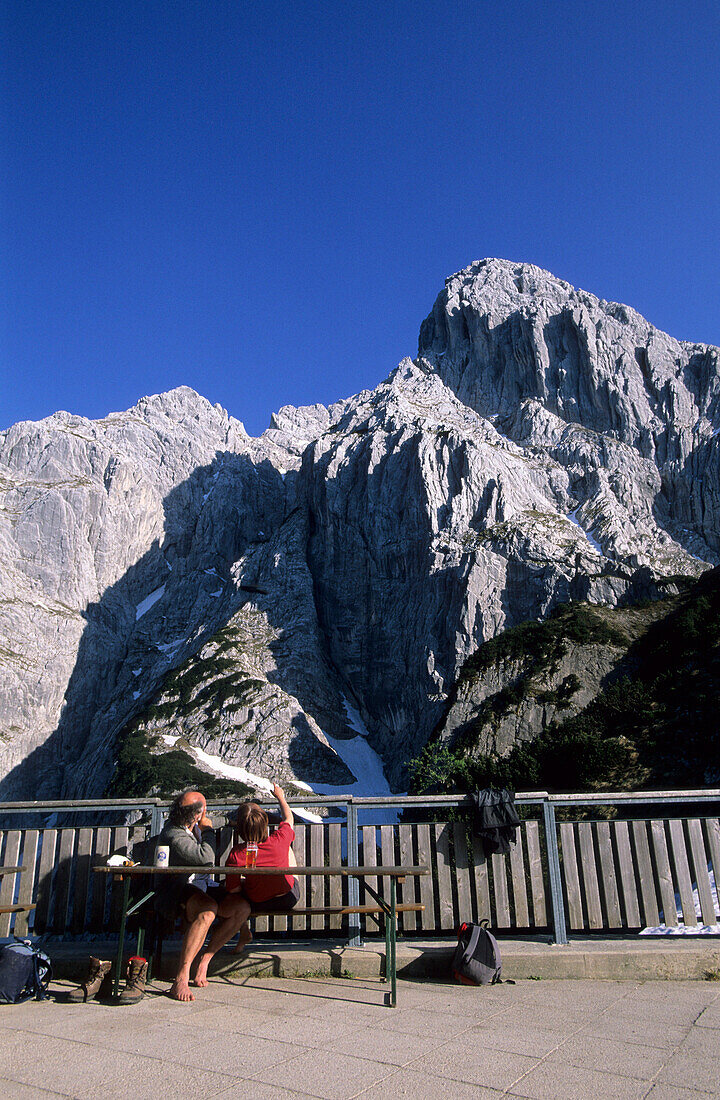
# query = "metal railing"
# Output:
<box><xmin>0</xmin><ymin>789</ymin><xmax>718</xmax><ymax>945</ymax></box>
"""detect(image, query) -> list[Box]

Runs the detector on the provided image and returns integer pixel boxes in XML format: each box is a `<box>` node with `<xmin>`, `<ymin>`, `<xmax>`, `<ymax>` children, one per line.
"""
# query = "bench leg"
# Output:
<box><xmin>156</xmin><ymin>926</ymin><xmax>164</xmax><ymax>979</ymax></box>
<box><xmin>143</xmin><ymin>914</ymin><xmax>164</xmax><ymax>983</ymax></box>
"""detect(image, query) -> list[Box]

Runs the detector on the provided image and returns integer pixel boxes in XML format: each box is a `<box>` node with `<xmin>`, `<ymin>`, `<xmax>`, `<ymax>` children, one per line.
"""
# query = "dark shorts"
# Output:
<box><xmin>249</xmin><ymin>878</ymin><xmax>300</xmax><ymax>914</ymax></box>
<box><xmin>178</xmin><ymin>883</ymin><xmax>227</xmax><ymax>910</ymax></box>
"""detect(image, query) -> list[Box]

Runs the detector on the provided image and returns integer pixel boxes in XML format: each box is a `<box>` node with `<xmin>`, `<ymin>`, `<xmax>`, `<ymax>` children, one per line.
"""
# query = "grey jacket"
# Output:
<box><xmin>153</xmin><ymin>822</ymin><xmax>217</xmax><ymax>919</ymax></box>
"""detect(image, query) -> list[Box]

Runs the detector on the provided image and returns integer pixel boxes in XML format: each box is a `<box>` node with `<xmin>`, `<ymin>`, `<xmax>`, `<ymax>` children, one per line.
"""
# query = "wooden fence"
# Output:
<box><xmin>0</xmin><ymin>818</ymin><xmax>548</xmax><ymax>939</ymax></box>
<box><xmin>1</xmin><ymin>793</ymin><xmax>719</xmax><ymax>941</ymax></box>
<box><xmin>557</xmin><ymin>816</ymin><xmax>720</xmax><ymax>931</ymax></box>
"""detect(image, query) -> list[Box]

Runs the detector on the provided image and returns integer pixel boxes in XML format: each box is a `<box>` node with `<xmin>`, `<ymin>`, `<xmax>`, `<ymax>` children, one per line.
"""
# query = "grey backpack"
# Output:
<box><xmin>451</xmin><ymin>920</ymin><xmax>505</xmax><ymax>985</ymax></box>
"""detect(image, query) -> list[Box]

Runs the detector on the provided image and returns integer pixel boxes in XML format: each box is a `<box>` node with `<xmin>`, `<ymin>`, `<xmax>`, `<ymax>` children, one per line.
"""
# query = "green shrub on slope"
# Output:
<box><xmin>108</xmin><ymin>726</ymin><xmax>253</xmax><ymax>800</ymax></box>
<box><xmin>411</xmin><ymin>570</ymin><xmax>720</xmax><ymax>794</ymax></box>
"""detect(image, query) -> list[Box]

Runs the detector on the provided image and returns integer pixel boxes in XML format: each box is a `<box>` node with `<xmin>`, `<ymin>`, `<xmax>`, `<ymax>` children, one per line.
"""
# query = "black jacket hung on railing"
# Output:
<box><xmin>471</xmin><ymin>789</ymin><xmax>520</xmax><ymax>855</ymax></box>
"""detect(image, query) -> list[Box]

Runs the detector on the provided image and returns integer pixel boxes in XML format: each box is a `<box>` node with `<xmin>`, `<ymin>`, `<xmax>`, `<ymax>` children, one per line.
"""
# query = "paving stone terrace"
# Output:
<box><xmin>1</xmin><ymin>975</ymin><xmax>718</xmax><ymax>1098</ymax></box>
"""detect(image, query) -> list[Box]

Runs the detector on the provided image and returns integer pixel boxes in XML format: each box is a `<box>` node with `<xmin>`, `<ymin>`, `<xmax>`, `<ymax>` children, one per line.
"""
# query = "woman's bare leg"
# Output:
<box><xmin>232</xmin><ymin>848</ymin><xmax>296</xmax><ymax>953</ymax></box>
<box><xmin>232</xmin><ymin>920</ymin><xmax>254</xmax><ymax>952</ymax></box>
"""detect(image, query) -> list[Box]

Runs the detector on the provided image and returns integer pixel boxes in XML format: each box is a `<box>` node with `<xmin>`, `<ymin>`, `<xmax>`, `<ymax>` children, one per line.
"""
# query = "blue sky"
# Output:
<box><xmin>2</xmin><ymin>1</ymin><xmax>719</xmax><ymax>436</ymax></box>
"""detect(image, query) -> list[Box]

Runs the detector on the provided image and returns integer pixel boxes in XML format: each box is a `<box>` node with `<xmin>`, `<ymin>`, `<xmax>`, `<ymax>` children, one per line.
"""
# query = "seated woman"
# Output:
<box><xmin>226</xmin><ymin>783</ymin><xmax>299</xmax><ymax>950</ymax></box>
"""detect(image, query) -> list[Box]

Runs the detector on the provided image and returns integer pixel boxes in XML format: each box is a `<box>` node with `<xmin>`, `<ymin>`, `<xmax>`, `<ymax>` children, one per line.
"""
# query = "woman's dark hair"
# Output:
<box><xmin>168</xmin><ymin>790</ymin><xmax>204</xmax><ymax>828</ymax></box>
<box><xmin>236</xmin><ymin>802</ymin><xmax>269</xmax><ymax>843</ymax></box>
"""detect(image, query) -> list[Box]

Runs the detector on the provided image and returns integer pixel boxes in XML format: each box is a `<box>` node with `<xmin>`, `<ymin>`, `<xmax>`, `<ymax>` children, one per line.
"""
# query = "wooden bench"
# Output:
<box><xmin>253</xmin><ymin>904</ymin><xmax>424</xmax><ymax>916</ymax></box>
<box><xmin>0</xmin><ymin>866</ymin><xmax>36</xmax><ymax>922</ymax></box>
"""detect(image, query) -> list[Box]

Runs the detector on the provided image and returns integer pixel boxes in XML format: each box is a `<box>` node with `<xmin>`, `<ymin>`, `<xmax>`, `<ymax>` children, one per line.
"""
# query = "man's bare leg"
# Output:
<box><xmin>193</xmin><ymin>895</ymin><xmax>251</xmax><ymax>986</ymax></box>
<box><xmin>169</xmin><ymin>893</ymin><xmax>217</xmax><ymax>1001</ymax></box>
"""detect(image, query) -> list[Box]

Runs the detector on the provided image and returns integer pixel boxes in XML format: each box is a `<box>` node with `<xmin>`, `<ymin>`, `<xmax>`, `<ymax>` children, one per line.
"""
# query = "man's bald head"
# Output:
<box><xmin>180</xmin><ymin>790</ymin><xmax>205</xmax><ymax>809</ymax></box>
<box><xmin>169</xmin><ymin>789</ymin><xmax>206</xmax><ymax>828</ymax></box>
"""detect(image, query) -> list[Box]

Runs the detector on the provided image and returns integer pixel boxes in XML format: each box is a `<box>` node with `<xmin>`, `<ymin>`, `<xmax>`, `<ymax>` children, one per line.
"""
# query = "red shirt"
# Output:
<box><xmin>225</xmin><ymin>821</ymin><xmax>295</xmax><ymax>902</ymax></box>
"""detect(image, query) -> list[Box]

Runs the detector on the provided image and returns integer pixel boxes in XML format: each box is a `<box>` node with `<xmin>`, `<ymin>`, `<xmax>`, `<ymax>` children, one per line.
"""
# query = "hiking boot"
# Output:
<box><xmin>67</xmin><ymin>956</ymin><xmax>112</xmax><ymax>1003</ymax></box>
<box><xmin>117</xmin><ymin>956</ymin><xmax>147</xmax><ymax>1005</ymax></box>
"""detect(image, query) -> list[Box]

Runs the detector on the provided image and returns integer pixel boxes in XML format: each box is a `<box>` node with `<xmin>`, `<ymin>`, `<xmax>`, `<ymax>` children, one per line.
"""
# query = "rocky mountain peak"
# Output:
<box><xmin>444</xmin><ymin>257</ymin><xmax>579</xmax><ymax>310</ymax></box>
<box><xmin>132</xmin><ymin>385</ymin><xmax>237</xmax><ymax>426</ymax></box>
<box><xmin>419</xmin><ymin>258</ymin><xmax>720</xmax><ymax>455</ymax></box>
<box><xmin>435</xmin><ymin>257</ymin><xmax>647</xmax><ymax>333</ymax></box>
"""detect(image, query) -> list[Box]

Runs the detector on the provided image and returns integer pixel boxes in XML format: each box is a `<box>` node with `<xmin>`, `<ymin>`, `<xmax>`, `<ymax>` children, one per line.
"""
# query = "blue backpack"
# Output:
<box><xmin>0</xmin><ymin>941</ymin><xmax>52</xmax><ymax>1004</ymax></box>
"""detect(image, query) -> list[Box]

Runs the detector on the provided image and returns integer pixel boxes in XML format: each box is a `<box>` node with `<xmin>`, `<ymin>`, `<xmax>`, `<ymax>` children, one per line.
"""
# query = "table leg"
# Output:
<box><xmin>389</xmin><ymin>875</ymin><xmax>397</xmax><ymax>1008</ymax></box>
<box><xmin>113</xmin><ymin>875</ymin><xmax>131</xmax><ymax>999</ymax></box>
<box><xmin>352</xmin><ymin>877</ymin><xmax>396</xmax><ymax>1006</ymax></box>
<box><xmin>384</xmin><ymin>899</ymin><xmax>390</xmax><ymax>985</ymax></box>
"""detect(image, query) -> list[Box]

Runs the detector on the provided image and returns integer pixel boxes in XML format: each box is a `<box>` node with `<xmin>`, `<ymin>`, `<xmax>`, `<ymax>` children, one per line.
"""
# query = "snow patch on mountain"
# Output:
<box><xmin>567</xmin><ymin>509</ymin><xmax>603</xmax><ymax>555</ymax></box>
<box><xmin>135</xmin><ymin>585</ymin><xmax>166</xmax><ymax>620</ymax></box>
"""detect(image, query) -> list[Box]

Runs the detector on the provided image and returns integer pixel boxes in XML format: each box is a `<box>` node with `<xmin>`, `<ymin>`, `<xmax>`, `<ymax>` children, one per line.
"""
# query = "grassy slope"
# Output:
<box><xmin>106</xmin><ymin>620</ymin><xmax>258</xmax><ymax>800</ymax></box>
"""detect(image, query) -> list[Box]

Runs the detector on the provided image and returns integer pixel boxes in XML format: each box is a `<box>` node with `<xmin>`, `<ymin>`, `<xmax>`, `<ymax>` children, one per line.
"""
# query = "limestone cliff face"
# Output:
<box><xmin>0</xmin><ymin>388</ymin><xmax>345</xmax><ymax>796</ymax></box>
<box><xmin>1</xmin><ymin>260</ymin><xmax>718</xmax><ymax>798</ymax></box>
<box><xmin>434</xmin><ymin>622</ymin><xmax>637</xmax><ymax>762</ymax></box>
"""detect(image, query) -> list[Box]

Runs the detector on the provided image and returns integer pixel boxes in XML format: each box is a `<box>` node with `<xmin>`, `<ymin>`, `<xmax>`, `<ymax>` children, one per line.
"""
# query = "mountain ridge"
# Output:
<box><xmin>1</xmin><ymin>258</ymin><xmax>717</xmax><ymax>800</ymax></box>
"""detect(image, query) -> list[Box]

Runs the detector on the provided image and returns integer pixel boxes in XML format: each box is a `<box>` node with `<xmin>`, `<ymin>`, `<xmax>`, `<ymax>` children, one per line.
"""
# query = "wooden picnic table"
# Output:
<box><xmin>94</xmin><ymin>863</ymin><xmax>429</xmax><ymax>1006</ymax></box>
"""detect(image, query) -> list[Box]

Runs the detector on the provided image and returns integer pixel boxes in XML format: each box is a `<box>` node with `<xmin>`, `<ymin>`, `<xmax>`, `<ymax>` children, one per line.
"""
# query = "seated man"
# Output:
<box><xmin>154</xmin><ymin>789</ymin><xmax>250</xmax><ymax>1001</ymax></box>
<box><xmin>225</xmin><ymin>783</ymin><xmax>299</xmax><ymax>947</ymax></box>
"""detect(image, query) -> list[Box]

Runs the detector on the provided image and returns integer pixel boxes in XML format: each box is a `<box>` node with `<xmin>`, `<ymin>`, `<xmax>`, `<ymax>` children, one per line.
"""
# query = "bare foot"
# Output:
<box><xmin>231</xmin><ymin>925</ymin><xmax>253</xmax><ymax>954</ymax></box>
<box><xmin>169</xmin><ymin>977</ymin><xmax>194</xmax><ymax>1001</ymax></box>
<box><xmin>192</xmin><ymin>953</ymin><xmax>211</xmax><ymax>987</ymax></box>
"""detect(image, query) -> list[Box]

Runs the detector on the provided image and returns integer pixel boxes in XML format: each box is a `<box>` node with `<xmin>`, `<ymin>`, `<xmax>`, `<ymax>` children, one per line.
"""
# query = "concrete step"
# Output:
<box><xmin>34</xmin><ymin>934</ymin><xmax>720</xmax><ymax>983</ymax></box>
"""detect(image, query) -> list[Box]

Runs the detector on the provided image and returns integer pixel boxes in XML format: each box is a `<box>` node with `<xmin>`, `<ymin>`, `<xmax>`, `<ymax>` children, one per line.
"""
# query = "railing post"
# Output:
<box><xmin>150</xmin><ymin>803</ymin><xmax>164</xmax><ymax>837</ymax></box>
<box><xmin>542</xmin><ymin>799</ymin><xmax>568</xmax><ymax>945</ymax></box>
<box><xmin>346</xmin><ymin>798</ymin><xmax>361</xmax><ymax>947</ymax></box>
